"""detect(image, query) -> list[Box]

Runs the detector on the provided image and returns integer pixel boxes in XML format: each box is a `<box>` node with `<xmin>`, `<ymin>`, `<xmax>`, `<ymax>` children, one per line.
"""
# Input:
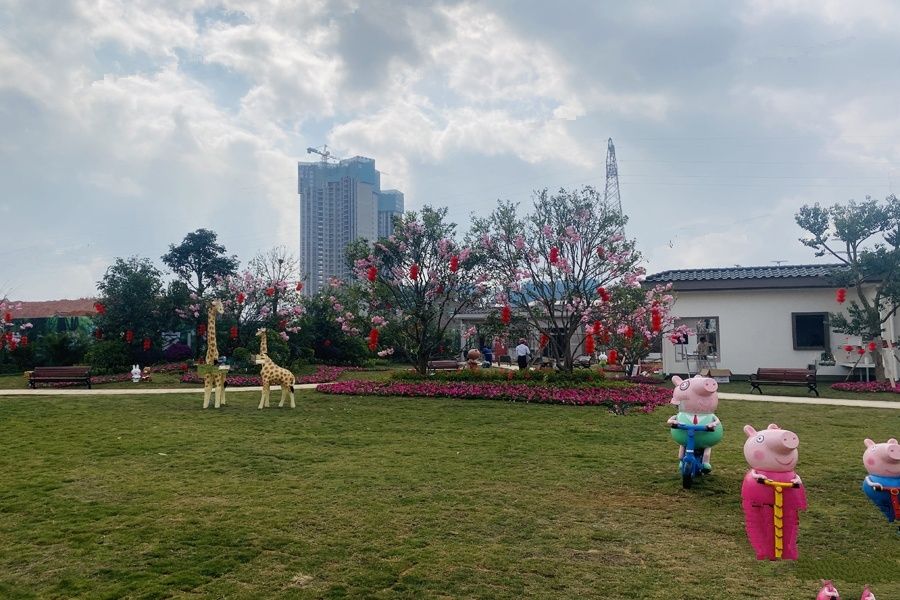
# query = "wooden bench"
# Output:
<box><xmin>29</xmin><ymin>366</ymin><xmax>92</xmax><ymax>389</ymax></box>
<box><xmin>427</xmin><ymin>360</ymin><xmax>460</xmax><ymax>372</ymax></box>
<box><xmin>750</xmin><ymin>368</ymin><xmax>818</xmax><ymax>396</ymax></box>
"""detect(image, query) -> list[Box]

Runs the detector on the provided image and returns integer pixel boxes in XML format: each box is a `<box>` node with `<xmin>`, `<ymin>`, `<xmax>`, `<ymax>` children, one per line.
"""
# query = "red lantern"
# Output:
<box><xmin>197</xmin><ymin>323</ymin><xmax>207</xmax><ymax>337</ymax></box>
<box><xmin>651</xmin><ymin>309</ymin><xmax>662</xmax><ymax>332</ymax></box>
<box><xmin>94</xmin><ymin>328</ymin><xmax>103</xmax><ymax>340</ymax></box>
<box><xmin>624</xmin><ymin>325</ymin><xmax>634</xmax><ymax>339</ymax></box>
<box><xmin>596</xmin><ymin>247</ymin><xmax>605</xmax><ymax>259</ymax></box>
<box><xmin>3</xmin><ymin>312</ymin><xmax>11</xmax><ymax>323</ymax></box>
<box><xmin>19</xmin><ymin>335</ymin><xmax>27</xmax><ymax>346</ymax></box>
<box><xmin>501</xmin><ymin>305</ymin><xmax>511</xmax><ymax>325</ymax></box>
<box><xmin>265</xmin><ymin>287</ymin><xmax>275</xmax><ymax>297</ymax></box>
<box><xmin>410</xmin><ymin>264</ymin><xmax>419</xmax><ymax>281</ymax></box>
<box><xmin>549</xmin><ymin>246</ymin><xmax>559</xmax><ymax>263</ymax></box>
<box><xmin>93</xmin><ymin>302</ymin><xmax>105</xmax><ymax>315</ymax></box>
<box><xmin>236</xmin><ymin>292</ymin><xmax>245</xmax><ymax>304</ymax></box>
<box><xmin>125</xmin><ymin>330</ymin><xmax>134</xmax><ymax>343</ymax></box>
<box><xmin>843</xmin><ymin>344</ymin><xmax>854</xmax><ymax>352</ymax></box>
<box><xmin>296</xmin><ymin>281</ymin><xmax>303</xmax><ymax>292</ymax></box>
<box><xmin>539</xmin><ymin>333</ymin><xmax>549</xmax><ymax>348</ymax></box>
<box><xmin>607</xmin><ymin>349</ymin><xmax>618</xmax><ymax>364</ymax></box>
<box><xmin>857</xmin><ymin>347</ymin><xmax>866</xmax><ymax>355</ymax></box>
<box><xmin>367</xmin><ymin>266</ymin><xmax>377</xmax><ymax>282</ymax></box>
<box><xmin>229</xmin><ymin>326</ymin><xmax>238</xmax><ymax>340</ymax></box>
<box><xmin>323</xmin><ymin>339</ymin><xmax>332</xmax><ymax>347</ymax></box>
<box><xmin>585</xmin><ymin>334</ymin><xmax>595</xmax><ymax>354</ymax></box>
<box><xmin>368</xmin><ymin>328</ymin><xmax>379</xmax><ymax>351</ymax></box>
<box><xmin>592</xmin><ymin>320</ymin><xmax>602</xmax><ymax>336</ymax></box>
<box><xmin>867</xmin><ymin>341</ymin><xmax>878</xmax><ymax>352</ymax></box>
<box><xmin>836</xmin><ymin>288</ymin><xmax>847</xmax><ymax>303</ymax></box>
<box><xmin>142</xmin><ymin>338</ymin><xmax>151</xmax><ymax>351</ymax></box>
<box><xmin>450</xmin><ymin>255</ymin><xmax>459</xmax><ymax>272</ymax></box>
<box><xmin>596</xmin><ymin>286</ymin><xmax>610</xmax><ymax>302</ymax></box>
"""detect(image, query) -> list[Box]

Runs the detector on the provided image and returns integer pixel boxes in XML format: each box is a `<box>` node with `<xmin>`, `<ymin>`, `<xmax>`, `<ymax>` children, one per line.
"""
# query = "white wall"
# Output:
<box><xmin>662</xmin><ymin>287</ymin><xmax>886</xmax><ymax>377</ymax></box>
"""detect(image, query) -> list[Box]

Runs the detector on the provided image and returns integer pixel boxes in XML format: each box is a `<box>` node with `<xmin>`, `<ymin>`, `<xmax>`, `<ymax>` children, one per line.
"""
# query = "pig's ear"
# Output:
<box><xmin>671</xmin><ymin>375</ymin><xmax>683</xmax><ymax>386</ymax></box>
<box><xmin>767</xmin><ymin>423</ymin><xmax>780</xmax><ymax>430</ymax></box>
<box><xmin>743</xmin><ymin>424</ymin><xmax>757</xmax><ymax>437</ymax></box>
<box><xmin>889</xmin><ymin>438</ymin><xmax>898</xmax><ymax>445</ymax></box>
<box><xmin>864</xmin><ymin>438</ymin><xmax>876</xmax><ymax>448</ymax></box>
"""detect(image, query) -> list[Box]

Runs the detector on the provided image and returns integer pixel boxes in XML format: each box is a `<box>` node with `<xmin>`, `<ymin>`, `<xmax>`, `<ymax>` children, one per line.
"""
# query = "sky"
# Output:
<box><xmin>2</xmin><ymin>0</ymin><xmax>900</xmax><ymax>300</ymax></box>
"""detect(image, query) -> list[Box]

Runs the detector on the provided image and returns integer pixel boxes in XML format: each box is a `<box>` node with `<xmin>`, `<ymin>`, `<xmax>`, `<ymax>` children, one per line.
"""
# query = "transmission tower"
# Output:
<box><xmin>603</xmin><ymin>138</ymin><xmax>623</xmax><ymax>232</ymax></box>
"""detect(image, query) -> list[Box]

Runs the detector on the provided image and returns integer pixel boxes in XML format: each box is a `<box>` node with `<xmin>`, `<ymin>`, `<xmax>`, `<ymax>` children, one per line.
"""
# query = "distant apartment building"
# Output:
<box><xmin>298</xmin><ymin>156</ymin><xmax>404</xmax><ymax>296</ymax></box>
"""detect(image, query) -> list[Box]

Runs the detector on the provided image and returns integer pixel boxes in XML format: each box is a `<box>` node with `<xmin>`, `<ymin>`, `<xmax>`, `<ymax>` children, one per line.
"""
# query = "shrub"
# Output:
<box><xmin>85</xmin><ymin>340</ymin><xmax>132</xmax><ymax>375</ymax></box>
<box><xmin>390</xmin><ymin>367</ymin><xmax>628</xmax><ymax>388</ymax></box>
<box><xmin>163</xmin><ymin>342</ymin><xmax>192</xmax><ymax>362</ymax></box>
<box><xmin>33</xmin><ymin>332</ymin><xmax>90</xmax><ymax>366</ymax></box>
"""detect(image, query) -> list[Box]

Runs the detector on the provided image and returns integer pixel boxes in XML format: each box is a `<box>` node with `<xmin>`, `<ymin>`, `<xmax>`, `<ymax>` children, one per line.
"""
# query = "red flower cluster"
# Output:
<box><xmin>596</xmin><ymin>286</ymin><xmax>610</xmax><ymax>302</ymax></box>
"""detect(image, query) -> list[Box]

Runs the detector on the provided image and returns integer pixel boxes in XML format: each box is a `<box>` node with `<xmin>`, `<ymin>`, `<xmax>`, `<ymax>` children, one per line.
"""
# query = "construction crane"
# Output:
<box><xmin>306</xmin><ymin>145</ymin><xmax>338</xmax><ymax>164</ymax></box>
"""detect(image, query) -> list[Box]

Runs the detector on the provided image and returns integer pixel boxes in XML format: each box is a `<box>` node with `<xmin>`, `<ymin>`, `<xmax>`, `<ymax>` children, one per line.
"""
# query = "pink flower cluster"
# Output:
<box><xmin>315</xmin><ymin>380</ymin><xmax>671</xmax><ymax>414</ymax></box>
<box><xmin>831</xmin><ymin>381</ymin><xmax>900</xmax><ymax>394</ymax></box>
<box><xmin>179</xmin><ymin>365</ymin><xmax>356</xmax><ymax>386</ymax></box>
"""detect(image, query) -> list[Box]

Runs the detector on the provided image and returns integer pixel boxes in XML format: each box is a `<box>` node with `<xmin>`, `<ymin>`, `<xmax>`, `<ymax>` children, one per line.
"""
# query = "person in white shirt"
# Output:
<box><xmin>515</xmin><ymin>338</ymin><xmax>530</xmax><ymax>370</ymax></box>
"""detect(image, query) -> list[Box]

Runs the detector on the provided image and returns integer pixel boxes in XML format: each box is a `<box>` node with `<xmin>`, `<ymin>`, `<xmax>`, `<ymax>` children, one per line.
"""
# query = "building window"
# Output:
<box><xmin>672</xmin><ymin>317</ymin><xmax>720</xmax><ymax>362</ymax></box>
<box><xmin>792</xmin><ymin>313</ymin><xmax>829</xmax><ymax>350</ymax></box>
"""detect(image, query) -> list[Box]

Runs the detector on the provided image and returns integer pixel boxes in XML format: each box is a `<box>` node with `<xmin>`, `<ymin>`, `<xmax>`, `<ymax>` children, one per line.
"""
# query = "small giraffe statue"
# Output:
<box><xmin>255</xmin><ymin>328</ymin><xmax>295</xmax><ymax>409</ymax></box>
<box><xmin>202</xmin><ymin>299</ymin><xmax>228</xmax><ymax>409</ymax></box>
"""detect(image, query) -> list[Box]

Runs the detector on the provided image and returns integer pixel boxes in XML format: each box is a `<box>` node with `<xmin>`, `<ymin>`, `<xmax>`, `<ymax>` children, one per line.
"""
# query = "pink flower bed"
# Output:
<box><xmin>316</xmin><ymin>380</ymin><xmax>671</xmax><ymax>414</ymax></box>
<box><xmin>831</xmin><ymin>381</ymin><xmax>900</xmax><ymax>394</ymax></box>
<box><xmin>179</xmin><ymin>365</ymin><xmax>355</xmax><ymax>386</ymax></box>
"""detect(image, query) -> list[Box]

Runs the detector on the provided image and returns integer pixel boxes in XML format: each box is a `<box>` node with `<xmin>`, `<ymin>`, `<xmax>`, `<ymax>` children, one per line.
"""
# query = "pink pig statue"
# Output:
<box><xmin>741</xmin><ymin>423</ymin><xmax>807</xmax><ymax>560</ymax></box>
<box><xmin>861</xmin><ymin>438</ymin><xmax>900</xmax><ymax>529</ymax></box>
<box><xmin>667</xmin><ymin>375</ymin><xmax>723</xmax><ymax>471</ymax></box>
<box><xmin>815</xmin><ymin>580</ymin><xmax>840</xmax><ymax>599</ymax></box>
<box><xmin>859</xmin><ymin>584</ymin><xmax>876</xmax><ymax>600</ymax></box>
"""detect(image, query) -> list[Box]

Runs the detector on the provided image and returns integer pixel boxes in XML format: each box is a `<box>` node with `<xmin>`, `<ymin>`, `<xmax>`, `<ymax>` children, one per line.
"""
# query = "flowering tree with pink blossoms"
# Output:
<box><xmin>348</xmin><ymin>206</ymin><xmax>491</xmax><ymax>375</ymax></box>
<box><xmin>471</xmin><ymin>186</ymin><xmax>679</xmax><ymax>372</ymax></box>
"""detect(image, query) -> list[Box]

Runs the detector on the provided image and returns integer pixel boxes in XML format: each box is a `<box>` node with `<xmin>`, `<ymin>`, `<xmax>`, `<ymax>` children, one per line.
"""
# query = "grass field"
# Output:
<box><xmin>0</xmin><ymin>389</ymin><xmax>897</xmax><ymax>599</ymax></box>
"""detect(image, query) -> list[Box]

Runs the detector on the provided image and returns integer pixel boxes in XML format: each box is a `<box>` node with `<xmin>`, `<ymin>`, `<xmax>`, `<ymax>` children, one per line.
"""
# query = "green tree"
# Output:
<box><xmin>94</xmin><ymin>256</ymin><xmax>166</xmax><ymax>359</ymax></box>
<box><xmin>161</xmin><ymin>229</ymin><xmax>239</xmax><ymax>299</ymax></box>
<box><xmin>796</xmin><ymin>195</ymin><xmax>900</xmax><ymax>380</ymax></box>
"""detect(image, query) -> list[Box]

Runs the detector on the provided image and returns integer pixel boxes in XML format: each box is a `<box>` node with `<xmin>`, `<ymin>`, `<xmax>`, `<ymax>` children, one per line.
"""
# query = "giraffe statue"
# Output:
<box><xmin>255</xmin><ymin>328</ymin><xmax>295</xmax><ymax>409</ymax></box>
<box><xmin>202</xmin><ymin>299</ymin><xmax>228</xmax><ymax>409</ymax></box>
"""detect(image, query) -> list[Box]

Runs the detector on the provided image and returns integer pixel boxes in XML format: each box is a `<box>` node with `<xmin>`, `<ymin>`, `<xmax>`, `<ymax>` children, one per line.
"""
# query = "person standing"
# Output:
<box><xmin>515</xmin><ymin>338</ymin><xmax>531</xmax><ymax>370</ymax></box>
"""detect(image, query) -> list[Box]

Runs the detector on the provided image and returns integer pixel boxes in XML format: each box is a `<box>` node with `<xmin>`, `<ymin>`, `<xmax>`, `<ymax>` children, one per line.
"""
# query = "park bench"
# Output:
<box><xmin>749</xmin><ymin>368</ymin><xmax>818</xmax><ymax>397</ymax></box>
<box><xmin>427</xmin><ymin>360</ymin><xmax>460</xmax><ymax>373</ymax></box>
<box><xmin>29</xmin><ymin>366</ymin><xmax>92</xmax><ymax>389</ymax></box>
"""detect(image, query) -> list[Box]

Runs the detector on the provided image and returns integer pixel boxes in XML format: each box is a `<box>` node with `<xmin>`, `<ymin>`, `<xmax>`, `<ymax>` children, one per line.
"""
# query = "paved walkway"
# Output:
<box><xmin>0</xmin><ymin>385</ymin><xmax>897</xmax><ymax>409</ymax></box>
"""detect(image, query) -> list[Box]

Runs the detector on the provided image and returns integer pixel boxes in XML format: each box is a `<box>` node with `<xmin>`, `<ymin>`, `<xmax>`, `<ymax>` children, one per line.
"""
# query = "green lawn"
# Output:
<box><xmin>0</xmin><ymin>390</ymin><xmax>896</xmax><ymax>598</ymax></box>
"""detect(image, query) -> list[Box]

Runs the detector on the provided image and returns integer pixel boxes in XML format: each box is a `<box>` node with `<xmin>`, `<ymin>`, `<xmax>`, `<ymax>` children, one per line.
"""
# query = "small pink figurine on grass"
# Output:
<box><xmin>859</xmin><ymin>584</ymin><xmax>876</xmax><ymax>600</ymax></box>
<box><xmin>815</xmin><ymin>580</ymin><xmax>840</xmax><ymax>599</ymax></box>
<box><xmin>741</xmin><ymin>423</ymin><xmax>807</xmax><ymax>560</ymax></box>
<box><xmin>861</xmin><ymin>438</ymin><xmax>900</xmax><ymax>531</ymax></box>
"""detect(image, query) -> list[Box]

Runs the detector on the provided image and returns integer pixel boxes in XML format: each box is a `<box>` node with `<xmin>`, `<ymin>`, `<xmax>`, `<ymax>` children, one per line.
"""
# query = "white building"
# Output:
<box><xmin>645</xmin><ymin>264</ymin><xmax>896</xmax><ymax>379</ymax></box>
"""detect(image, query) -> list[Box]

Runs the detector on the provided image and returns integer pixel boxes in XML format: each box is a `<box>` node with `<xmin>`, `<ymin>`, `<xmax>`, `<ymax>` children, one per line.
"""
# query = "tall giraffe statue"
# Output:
<box><xmin>202</xmin><ymin>299</ymin><xmax>228</xmax><ymax>409</ymax></box>
<box><xmin>255</xmin><ymin>328</ymin><xmax>295</xmax><ymax>409</ymax></box>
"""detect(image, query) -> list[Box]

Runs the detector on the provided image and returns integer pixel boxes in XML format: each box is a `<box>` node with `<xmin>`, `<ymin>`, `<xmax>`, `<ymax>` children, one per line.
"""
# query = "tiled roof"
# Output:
<box><xmin>12</xmin><ymin>298</ymin><xmax>98</xmax><ymax>318</ymax></box>
<box><xmin>645</xmin><ymin>264</ymin><xmax>843</xmax><ymax>283</ymax></box>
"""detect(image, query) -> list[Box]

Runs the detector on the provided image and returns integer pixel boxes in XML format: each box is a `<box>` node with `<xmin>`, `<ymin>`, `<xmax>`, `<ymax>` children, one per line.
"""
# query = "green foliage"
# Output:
<box><xmin>8</xmin><ymin>343</ymin><xmax>35</xmax><ymax>371</ymax></box>
<box><xmin>230</xmin><ymin>347</ymin><xmax>253</xmax><ymax>373</ymax></box>
<box><xmin>32</xmin><ymin>332</ymin><xmax>90</xmax><ymax>366</ymax></box>
<box><xmin>796</xmin><ymin>195</ymin><xmax>900</xmax><ymax>343</ymax></box>
<box><xmin>94</xmin><ymin>256</ymin><xmax>166</xmax><ymax>350</ymax></box>
<box><xmin>161</xmin><ymin>229</ymin><xmax>239</xmax><ymax>298</ymax></box>
<box><xmin>84</xmin><ymin>340</ymin><xmax>132</xmax><ymax>375</ymax></box>
<box><xmin>294</xmin><ymin>291</ymin><xmax>372</xmax><ymax>366</ymax></box>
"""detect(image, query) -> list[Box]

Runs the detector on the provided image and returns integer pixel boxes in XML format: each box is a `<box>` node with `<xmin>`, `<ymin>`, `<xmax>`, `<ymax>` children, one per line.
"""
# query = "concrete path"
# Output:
<box><xmin>0</xmin><ymin>385</ymin><xmax>897</xmax><ymax>409</ymax></box>
<box><xmin>717</xmin><ymin>392</ymin><xmax>899</xmax><ymax>410</ymax></box>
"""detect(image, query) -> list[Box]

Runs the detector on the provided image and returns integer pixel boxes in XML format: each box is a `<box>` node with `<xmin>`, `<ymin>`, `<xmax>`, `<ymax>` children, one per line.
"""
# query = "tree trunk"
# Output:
<box><xmin>416</xmin><ymin>354</ymin><xmax>429</xmax><ymax>376</ymax></box>
<box><xmin>875</xmin><ymin>349</ymin><xmax>886</xmax><ymax>382</ymax></box>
